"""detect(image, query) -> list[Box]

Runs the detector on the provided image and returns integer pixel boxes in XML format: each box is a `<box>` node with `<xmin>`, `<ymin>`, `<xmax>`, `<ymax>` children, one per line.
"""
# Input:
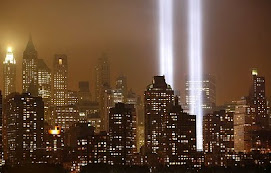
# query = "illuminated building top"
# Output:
<box><xmin>252</xmin><ymin>69</ymin><xmax>258</xmax><ymax>76</ymax></box>
<box><xmin>4</xmin><ymin>47</ymin><xmax>16</xmax><ymax>64</ymax></box>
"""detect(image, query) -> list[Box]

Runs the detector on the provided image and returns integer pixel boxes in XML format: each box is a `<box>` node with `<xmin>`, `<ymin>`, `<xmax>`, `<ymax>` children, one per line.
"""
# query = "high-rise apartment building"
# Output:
<box><xmin>203</xmin><ymin>110</ymin><xmax>234</xmax><ymax>166</ymax></box>
<box><xmin>166</xmin><ymin>97</ymin><xmax>197</xmax><ymax>165</ymax></box>
<box><xmin>3</xmin><ymin>93</ymin><xmax>44</xmax><ymax>165</ymax></box>
<box><xmin>52</xmin><ymin>54</ymin><xmax>68</xmax><ymax>106</ymax></box>
<box><xmin>144</xmin><ymin>76</ymin><xmax>174</xmax><ymax>156</ymax></box>
<box><xmin>22</xmin><ymin>35</ymin><xmax>38</xmax><ymax>94</ymax></box>
<box><xmin>234</xmin><ymin>69</ymin><xmax>270</xmax><ymax>153</ymax></box>
<box><xmin>108</xmin><ymin>103</ymin><xmax>137</xmax><ymax>165</ymax></box>
<box><xmin>52</xmin><ymin>105</ymin><xmax>79</xmax><ymax>131</ymax></box>
<box><xmin>3</xmin><ymin>47</ymin><xmax>16</xmax><ymax>98</ymax></box>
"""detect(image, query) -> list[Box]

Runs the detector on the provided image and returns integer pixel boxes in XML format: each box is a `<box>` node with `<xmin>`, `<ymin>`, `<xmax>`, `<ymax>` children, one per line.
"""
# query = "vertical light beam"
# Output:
<box><xmin>159</xmin><ymin>0</ymin><xmax>174</xmax><ymax>88</ymax></box>
<box><xmin>188</xmin><ymin>0</ymin><xmax>203</xmax><ymax>151</ymax></box>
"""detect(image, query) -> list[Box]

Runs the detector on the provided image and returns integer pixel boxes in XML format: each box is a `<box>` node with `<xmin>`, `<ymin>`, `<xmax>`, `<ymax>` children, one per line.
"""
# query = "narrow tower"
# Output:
<box><xmin>3</xmin><ymin>47</ymin><xmax>16</xmax><ymax>98</ymax></box>
<box><xmin>22</xmin><ymin>34</ymin><xmax>38</xmax><ymax>94</ymax></box>
<box><xmin>52</xmin><ymin>54</ymin><xmax>68</xmax><ymax>106</ymax></box>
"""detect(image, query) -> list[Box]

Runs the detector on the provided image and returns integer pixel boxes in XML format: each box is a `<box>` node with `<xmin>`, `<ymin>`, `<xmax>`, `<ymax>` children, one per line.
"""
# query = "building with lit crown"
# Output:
<box><xmin>3</xmin><ymin>47</ymin><xmax>16</xmax><ymax>98</ymax></box>
<box><xmin>52</xmin><ymin>54</ymin><xmax>68</xmax><ymax>106</ymax></box>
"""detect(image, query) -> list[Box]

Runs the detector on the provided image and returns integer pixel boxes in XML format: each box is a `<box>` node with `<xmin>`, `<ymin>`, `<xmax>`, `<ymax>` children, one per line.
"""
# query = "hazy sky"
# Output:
<box><xmin>0</xmin><ymin>0</ymin><xmax>271</xmax><ymax>105</ymax></box>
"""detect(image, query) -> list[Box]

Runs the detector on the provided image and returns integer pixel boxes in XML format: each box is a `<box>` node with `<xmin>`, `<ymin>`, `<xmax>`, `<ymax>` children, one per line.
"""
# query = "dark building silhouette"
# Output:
<box><xmin>3</xmin><ymin>93</ymin><xmax>44</xmax><ymax>165</ymax></box>
<box><xmin>78</xmin><ymin>81</ymin><xmax>91</xmax><ymax>103</ymax></box>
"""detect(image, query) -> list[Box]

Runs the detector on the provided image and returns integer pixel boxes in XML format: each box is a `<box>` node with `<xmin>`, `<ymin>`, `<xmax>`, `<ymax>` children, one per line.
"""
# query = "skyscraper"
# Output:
<box><xmin>22</xmin><ymin>35</ymin><xmax>38</xmax><ymax>94</ymax></box>
<box><xmin>3</xmin><ymin>47</ymin><xmax>16</xmax><ymax>98</ymax></box>
<box><xmin>37</xmin><ymin>59</ymin><xmax>51</xmax><ymax>101</ymax></box>
<box><xmin>204</xmin><ymin>110</ymin><xmax>234</xmax><ymax>166</ymax></box>
<box><xmin>52</xmin><ymin>54</ymin><xmax>68</xmax><ymax>106</ymax></box>
<box><xmin>234</xmin><ymin>70</ymin><xmax>270</xmax><ymax>153</ymax></box>
<box><xmin>166</xmin><ymin>97</ymin><xmax>197</xmax><ymax>165</ymax></box>
<box><xmin>185</xmin><ymin>74</ymin><xmax>216</xmax><ymax>114</ymax></box>
<box><xmin>144</xmin><ymin>76</ymin><xmax>174</xmax><ymax>156</ymax></box>
<box><xmin>37</xmin><ymin>59</ymin><xmax>51</xmax><ymax>122</ymax></box>
<box><xmin>3</xmin><ymin>93</ymin><xmax>44</xmax><ymax>165</ymax></box>
<box><xmin>248</xmin><ymin>69</ymin><xmax>268</xmax><ymax>129</ymax></box>
<box><xmin>95</xmin><ymin>53</ymin><xmax>110</xmax><ymax>102</ymax></box>
<box><xmin>95</xmin><ymin>54</ymin><xmax>110</xmax><ymax>131</ymax></box>
<box><xmin>185</xmin><ymin>74</ymin><xmax>216</xmax><ymax>151</ymax></box>
<box><xmin>108</xmin><ymin>103</ymin><xmax>137</xmax><ymax>165</ymax></box>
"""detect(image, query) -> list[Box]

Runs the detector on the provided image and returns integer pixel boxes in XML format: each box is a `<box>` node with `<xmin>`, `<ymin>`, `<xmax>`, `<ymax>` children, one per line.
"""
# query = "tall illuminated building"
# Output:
<box><xmin>248</xmin><ymin>69</ymin><xmax>268</xmax><ymax>129</ymax></box>
<box><xmin>234</xmin><ymin>70</ymin><xmax>270</xmax><ymax>153</ymax></box>
<box><xmin>203</xmin><ymin>110</ymin><xmax>234</xmax><ymax>166</ymax></box>
<box><xmin>108</xmin><ymin>103</ymin><xmax>137</xmax><ymax>165</ymax></box>
<box><xmin>3</xmin><ymin>93</ymin><xmax>44</xmax><ymax>165</ymax></box>
<box><xmin>185</xmin><ymin>74</ymin><xmax>216</xmax><ymax>151</ymax></box>
<box><xmin>37</xmin><ymin>59</ymin><xmax>51</xmax><ymax>100</ymax></box>
<box><xmin>37</xmin><ymin>59</ymin><xmax>51</xmax><ymax>122</ymax></box>
<box><xmin>22</xmin><ymin>35</ymin><xmax>38</xmax><ymax>94</ymax></box>
<box><xmin>166</xmin><ymin>97</ymin><xmax>196</xmax><ymax>165</ymax></box>
<box><xmin>185</xmin><ymin>74</ymin><xmax>216</xmax><ymax>114</ymax></box>
<box><xmin>144</xmin><ymin>76</ymin><xmax>174</xmax><ymax>156</ymax></box>
<box><xmin>52</xmin><ymin>54</ymin><xmax>68</xmax><ymax>106</ymax></box>
<box><xmin>3</xmin><ymin>47</ymin><xmax>16</xmax><ymax>98</ymax></box>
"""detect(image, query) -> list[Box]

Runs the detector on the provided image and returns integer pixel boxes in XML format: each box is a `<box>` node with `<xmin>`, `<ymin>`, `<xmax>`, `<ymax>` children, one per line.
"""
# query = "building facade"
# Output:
<box><xmin>204</xmin><ymin>110</ymin><xmax>234</xmax><ymax>166</ymax></box>
<box><xmin>144</xmin><ymin>76</ymin><xmax>174</xmax><ymax>158</ymax></box>
<box><xmin>52</xmin><ymin>54</ymin><xmax>68</xmax><ymax>106</ymax></box>
<box><xmin>22</xmin><ymin>35</ymin><xmax>38</xmax><ymax>94</ymax></box>
<box><xmin>108</xmin><ymin>103</ymin><xmax>137</xmax><ymax>165</ymax></box>
<box><xmin>3</xmin><ymin>93</ymin><xmax>44</xmax><ymax>165</ymax></box>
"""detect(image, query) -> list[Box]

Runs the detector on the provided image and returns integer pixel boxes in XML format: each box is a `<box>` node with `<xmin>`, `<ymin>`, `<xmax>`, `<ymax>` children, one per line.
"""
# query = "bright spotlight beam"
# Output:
<box><xmin>188</xmin><ymin>0</ymin><xmax>203</xmax><ymax>151</ymax></box>
<box><xmin>159</xmin><ymin>0</ymin><xmax>174</xmax><ymax>88</ymax></box>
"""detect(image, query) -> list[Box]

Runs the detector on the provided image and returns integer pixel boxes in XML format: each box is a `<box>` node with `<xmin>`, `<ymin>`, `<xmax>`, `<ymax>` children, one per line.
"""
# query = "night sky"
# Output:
<box><xmin>0</xmin><ymin>0</ymin><xmax>271</xmax><ymax>105</ymax></box>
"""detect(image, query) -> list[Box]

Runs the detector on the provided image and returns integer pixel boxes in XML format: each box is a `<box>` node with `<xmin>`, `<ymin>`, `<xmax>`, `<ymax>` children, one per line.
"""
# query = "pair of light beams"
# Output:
<box><xmin>159</xmin><ymin>0</ymin><xmax>203</xmax><ymax>150</ymax></box>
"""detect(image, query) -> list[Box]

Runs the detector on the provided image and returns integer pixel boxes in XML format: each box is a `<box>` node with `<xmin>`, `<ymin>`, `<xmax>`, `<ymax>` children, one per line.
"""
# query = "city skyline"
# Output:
<box><xmin>0</xmin><ymin>1</ymin><xmax>271</xmax><ymax>171</ymax></box>
<box><xmin>0</xmin><ymin>0</ymin><xmax>271</xmax><ymax>105</ymax></box>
